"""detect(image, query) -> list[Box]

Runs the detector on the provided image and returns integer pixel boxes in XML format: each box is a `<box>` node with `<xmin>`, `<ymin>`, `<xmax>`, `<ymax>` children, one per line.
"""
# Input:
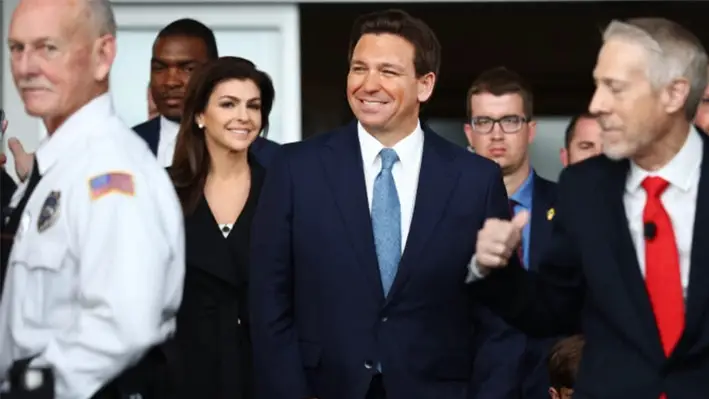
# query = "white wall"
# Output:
<box><xmin>1</xmin><ymin>1</ymin><xmax>301</xmax><ymax>181</ymax></box>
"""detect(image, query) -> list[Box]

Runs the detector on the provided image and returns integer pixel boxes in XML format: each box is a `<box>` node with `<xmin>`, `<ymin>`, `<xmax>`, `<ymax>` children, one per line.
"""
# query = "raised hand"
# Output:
<box><xmin>475</xmin><ymin>211</ymin><xmax>530</xmax><ymax>271</ymax></box>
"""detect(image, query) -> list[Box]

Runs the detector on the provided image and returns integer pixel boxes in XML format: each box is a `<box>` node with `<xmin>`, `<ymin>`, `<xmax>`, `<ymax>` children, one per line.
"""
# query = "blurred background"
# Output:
<box><xmin>1</xmin><ymin>0</ymin><xmax>706</xmax><ymax>181</ymax></box>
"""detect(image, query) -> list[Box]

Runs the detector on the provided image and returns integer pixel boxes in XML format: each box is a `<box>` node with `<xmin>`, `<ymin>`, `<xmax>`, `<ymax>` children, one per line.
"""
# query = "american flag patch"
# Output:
<box><xmin>89</xmin><ymin>172</ymin><xmax>135</xmax><ymax>200</ymax></box>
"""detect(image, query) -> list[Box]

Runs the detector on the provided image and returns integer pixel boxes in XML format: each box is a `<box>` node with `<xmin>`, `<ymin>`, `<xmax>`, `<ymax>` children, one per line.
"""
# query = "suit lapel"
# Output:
<box><xmin>678</xmin><ymin>133</ymin><xmax>709</xmax><ymax>352</ymax></box>
<box><xmin>386</xmin><ymin>127</ymin><xmax>459</xmax><ymax>303</ymax></box>
<box><xmin>528</xmin><ymin>176</ymin><xmax>554</xmax><ymax>271</ymax></box>
<box><xmin>321</xmin><ymin>123</ymin><xmax>384</xmax><ymax>302</ymax></box>
<box><xmin>602</xmin><ymin>159</ymin><xmax>663</xmax><ymax>357</ymax></box>
<box><xmin>185</xmin><ymin>197</ymin><xmax>240</xmax><ymax>286</ymax></box>
<box><xmin>139</xmin><ymin>118</ymin><xmax>160</xmax><ymax>155</ymax></box>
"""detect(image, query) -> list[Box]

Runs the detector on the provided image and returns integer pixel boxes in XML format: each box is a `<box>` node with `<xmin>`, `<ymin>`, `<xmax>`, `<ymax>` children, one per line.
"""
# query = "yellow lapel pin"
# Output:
<box><xmin>547</xmin><ymin>208</ymin><xmax>555</xmax><ymax>221</ymax></box>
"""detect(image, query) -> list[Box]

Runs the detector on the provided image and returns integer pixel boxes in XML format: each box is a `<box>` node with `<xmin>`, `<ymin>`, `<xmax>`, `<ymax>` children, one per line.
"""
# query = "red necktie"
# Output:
<box><xmin>509</xmin><ymin>200</ymin><xmax>523</xmax><ymax>263</ymax></box>
<box><xmin>642</xmin><ymin>177</ymin><xmax>684</xmax><ymax>399</ymax></box>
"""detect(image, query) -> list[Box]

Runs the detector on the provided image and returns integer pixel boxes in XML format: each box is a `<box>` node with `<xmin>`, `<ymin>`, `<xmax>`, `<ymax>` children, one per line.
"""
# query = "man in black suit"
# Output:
<box><xmin>469</xmin><ymin>18</ymin><xmax>709</xmax><ymax>398</ymax></box>
<box><xmin>133</xmin><ymin>19</ymin><xmax>279</xmax><ymax>167</ymax></box>
<box><xmin>464</xmin><ymin>67</ymin><xmax>557</xmax><ymax>399</ymax></box>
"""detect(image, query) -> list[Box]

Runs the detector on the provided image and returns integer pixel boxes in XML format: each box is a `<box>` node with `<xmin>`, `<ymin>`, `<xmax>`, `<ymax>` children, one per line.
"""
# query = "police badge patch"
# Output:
<box><xmin>38</xmin><ymin>191</ymin><xmax>61</xmax><ymax>233</ymax></box>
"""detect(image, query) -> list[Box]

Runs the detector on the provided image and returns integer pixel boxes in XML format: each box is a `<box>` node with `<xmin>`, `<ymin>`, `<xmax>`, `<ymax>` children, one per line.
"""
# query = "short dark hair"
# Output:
<box><xmin>156</xmin><ymin>18</ymin><xmax>218</xmax><ymax>60</ymax></box>
<box><xmin>170</xmin><ymin>56</ymin><xmax>275</xmax><ymax>214</ymax></box>
<box><xmin>564</xmin><ymin>112</ymin><xmax>596</xmax><ymax>149</ymax></box>
<box><xmin>548</xmin><ymin>334</ymin><xmax>585</xmax><ymax>390</ymax></box>
<box><xmin>348</xmin><ymin>9</ymin><xmax>441</xmax><ymax>78</ymax></box>
<box><xmin>466</xmin><ymin>66</ymin><xmax>533</xmax><ymax>120</ymax></box>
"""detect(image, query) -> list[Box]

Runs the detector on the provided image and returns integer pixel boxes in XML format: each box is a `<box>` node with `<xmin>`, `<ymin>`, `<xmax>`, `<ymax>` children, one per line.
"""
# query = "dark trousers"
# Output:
<box><xmin>2</xmin><ymin>345</ymin><xmax>174</xmax><ymax>399</ymax></box>
<box><xmin>366</xmin><ymin>375</ymin><xmax>386</xmax><ymax>399</ymax></box>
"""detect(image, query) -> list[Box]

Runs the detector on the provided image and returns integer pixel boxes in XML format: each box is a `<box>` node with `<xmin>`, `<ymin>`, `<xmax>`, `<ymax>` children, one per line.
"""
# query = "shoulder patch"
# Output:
<box><xmin>88</xmin><ymin>172</ymin><xmax>135</xmax><ymax>200</ymax></box>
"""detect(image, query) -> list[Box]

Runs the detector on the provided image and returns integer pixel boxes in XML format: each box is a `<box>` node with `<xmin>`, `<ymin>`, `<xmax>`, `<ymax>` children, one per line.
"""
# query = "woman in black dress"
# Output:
<box><xmin>168</xmin><ymin>56</ymin><xmax>275</xmax><ymax>399</ymax></box>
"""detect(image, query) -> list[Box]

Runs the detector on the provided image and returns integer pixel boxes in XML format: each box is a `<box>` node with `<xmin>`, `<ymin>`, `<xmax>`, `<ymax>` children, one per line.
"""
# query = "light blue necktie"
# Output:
<box><xmin>371</xmin><ymin>148</ymin><xmax>401</xmax><ymax>297</ymax></box>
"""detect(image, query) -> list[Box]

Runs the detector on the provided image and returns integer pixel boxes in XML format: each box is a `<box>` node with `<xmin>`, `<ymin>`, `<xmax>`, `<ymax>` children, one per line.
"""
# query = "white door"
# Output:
<box><xmin>1</xmin><ymin>2</ymin><xmax>301</xmax><ymax>181</ymax></box>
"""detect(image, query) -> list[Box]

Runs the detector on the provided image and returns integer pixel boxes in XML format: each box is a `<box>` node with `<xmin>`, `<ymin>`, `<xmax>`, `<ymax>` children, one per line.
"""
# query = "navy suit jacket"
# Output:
<box><xmin>473</xmin><ymin>131</ymin><xmax>709</xmax><ymax>398</ymax></box>
<box><xmin>132</xmin><ymin>117</ymin><xmax>281</xmax><ymax>167</ymax></box>
<box><xmin>1</xmin><ymin>169</ymin><xmax>16</xmax><ymax>211</ymax></box>
<box><xmin>471</xmin><ymin>174</ymin><xmax>558</xmax><ymax>399</ymax></box>
<box><xmin>249</xmin><ymin>121</ymin><xmax>515</xmax><ymax>399</ymax></box>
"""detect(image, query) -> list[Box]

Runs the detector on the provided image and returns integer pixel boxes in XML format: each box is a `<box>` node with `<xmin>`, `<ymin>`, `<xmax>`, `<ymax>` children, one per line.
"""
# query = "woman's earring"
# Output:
<box><xmin>197</xmin><ymin>122</ymin><xmax>204</xmax><ymax>129</ymax></box>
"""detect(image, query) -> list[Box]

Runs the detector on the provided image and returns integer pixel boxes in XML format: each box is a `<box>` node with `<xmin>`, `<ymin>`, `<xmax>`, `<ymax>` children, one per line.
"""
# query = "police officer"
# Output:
<box><xmin>0</xmin><ymin>0</ymin><xmax>185</xmax><ymax>398</ymax></box>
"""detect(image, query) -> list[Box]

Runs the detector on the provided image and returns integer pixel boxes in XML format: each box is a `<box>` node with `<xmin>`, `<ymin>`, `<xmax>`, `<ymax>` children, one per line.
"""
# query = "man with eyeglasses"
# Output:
<box><xmin>463</xmin><ymin>66</ymin><xmax>559</xmax><ymax>399</ymax></box>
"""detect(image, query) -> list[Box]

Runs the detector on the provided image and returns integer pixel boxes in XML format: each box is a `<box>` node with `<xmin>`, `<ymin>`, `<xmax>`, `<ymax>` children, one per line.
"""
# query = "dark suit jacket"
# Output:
<box><xmin>1</xmin><ymin>169</ymin><xmax>16</xmax><ymax>211</ymax></box>
<box><xmin>249</xmin><ymin>121</ymin><xmax>514</xmax><ymax>399</ymax></box>
<box><xmin>132</xmin><ymin>117</ymin><xmax>281</xmax><ymax>168</ymax></box>
<box><xmin>473</xmin><ymin>133</ymin><xmax>709</xmax><ymax>399</ymax></box>
<box><xmin>172</xmin><ymin>158</ymin><xmax>265</xmax><ymax>399</ymax></box>
<box><xmin>472</xmin><ymin>174</ymin><xmax>558</xmax><ymax>399</ymax></box>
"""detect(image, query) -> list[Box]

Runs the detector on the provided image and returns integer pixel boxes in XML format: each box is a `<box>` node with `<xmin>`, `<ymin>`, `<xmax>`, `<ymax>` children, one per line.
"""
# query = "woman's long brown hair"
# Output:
<box><xmin>169</xmin><ymin>56</ymin><xmax>275</xmax><ymax>215</ymax></box>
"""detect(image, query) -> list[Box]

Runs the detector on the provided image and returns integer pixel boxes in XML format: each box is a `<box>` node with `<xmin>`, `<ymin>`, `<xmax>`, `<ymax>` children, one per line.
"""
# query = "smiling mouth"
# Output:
<box><xmin>227</xmin><ymin>128</ymin><xmax>250</xmax><ymax>135</ymax></box>
<box><xmin>358</xmin><ymin>99</ymin><xmax>390</xmax><ymax>112</ymax></box>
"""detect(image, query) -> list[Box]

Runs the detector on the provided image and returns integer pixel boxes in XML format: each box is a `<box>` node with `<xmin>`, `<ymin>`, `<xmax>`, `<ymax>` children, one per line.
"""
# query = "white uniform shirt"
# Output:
<box><xmin>157</xmin><ymin>116</ymin><xmax>180</xmax><ymax>167</ymax></box>
<box><xmin>0</xmin><ymin>93</ymin><xmax>185</xmax><ymax>399</ymax></box>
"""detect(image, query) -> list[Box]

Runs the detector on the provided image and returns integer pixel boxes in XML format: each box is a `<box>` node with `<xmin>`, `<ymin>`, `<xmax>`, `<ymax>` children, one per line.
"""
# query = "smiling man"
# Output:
<box><xmin>250</xmin><ymin>9</ymin><xmax>512</xmax><ymax>399</ymax></box>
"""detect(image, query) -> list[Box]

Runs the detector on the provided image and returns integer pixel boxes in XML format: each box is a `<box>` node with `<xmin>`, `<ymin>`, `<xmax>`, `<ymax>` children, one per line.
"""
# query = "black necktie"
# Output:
<box><xmin>0</xmin><ymin>160</ymin><xmax>42</xmax><ymax>297</ymax></box>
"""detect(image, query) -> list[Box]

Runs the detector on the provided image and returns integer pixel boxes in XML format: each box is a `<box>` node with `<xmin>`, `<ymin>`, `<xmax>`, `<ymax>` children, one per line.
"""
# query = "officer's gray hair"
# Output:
<box><xmin>85</xmin><ymin>0</ymin><xmax>117</xmax><ymax>37</ymax></box>
<box><xmin>603</xmin><ymin>18</ymin><xmax>708</xmax><ymax>121</ymax></box>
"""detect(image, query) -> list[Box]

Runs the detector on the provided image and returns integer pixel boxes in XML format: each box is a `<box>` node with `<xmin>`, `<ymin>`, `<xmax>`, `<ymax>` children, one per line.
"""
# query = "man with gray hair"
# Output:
<box><xmin>467</xmin><ymin>17</ymin><xmax>709</xmax><ymax>398</ymax></box>
<box><xmin>0</xmin><ymin>1</ymin><xmax>184</xmax><ymax>398</ymax></box>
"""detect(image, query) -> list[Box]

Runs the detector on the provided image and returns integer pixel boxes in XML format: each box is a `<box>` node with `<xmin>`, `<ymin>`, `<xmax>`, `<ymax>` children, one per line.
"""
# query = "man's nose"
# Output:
<box><xmin>589</xmin><ymin>88</ymin><xmax>609</xmax><ymax>115</ymax></box>
<box><xmin>13</xmin><ymin>50</ymin><xmax>40</xmax><ymax>78</ymax></box>
<box><xmin>490</xmin><ymin>124</ymin><xmax>505</xmax><ymax>140</ymax></box>
<box><xmin>361</xmin><ymin>71</ymin><xmax>381</xmax><ymax>92</ymax></box>
<box><xmin>165</xmin><ymin>67</ymin><xmax>186</xmax><ymax>87</ymax></box>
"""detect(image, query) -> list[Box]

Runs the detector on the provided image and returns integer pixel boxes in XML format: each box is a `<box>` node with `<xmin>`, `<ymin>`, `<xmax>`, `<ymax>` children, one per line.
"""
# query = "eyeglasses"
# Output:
<box><xmin>470</xmin><ymin>115</ymin><xmax>528</xmax><ymax>134</ymax></box>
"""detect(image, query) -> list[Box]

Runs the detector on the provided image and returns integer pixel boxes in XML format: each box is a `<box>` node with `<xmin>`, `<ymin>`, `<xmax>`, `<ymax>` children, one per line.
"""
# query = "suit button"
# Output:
<box><xmin>364</xmin><ymin>360</ymin><xmax>373</xmax><ymax>369</ymax></box>
<box><xmin>381</xmin><ymin>316</ymin><xmax>388</xmax><ymax>322</ymax></box>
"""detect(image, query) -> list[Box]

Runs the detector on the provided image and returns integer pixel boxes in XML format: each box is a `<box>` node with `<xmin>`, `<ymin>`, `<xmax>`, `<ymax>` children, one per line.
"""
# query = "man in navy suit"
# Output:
<box><xmin>133</xmin><ymin>18</ymin><xmax>279</xmax><ymax>167</ymax></box>
<box><xmin>250</xmin><ymin>9</ymin><xmax>513</xmax><ymax>399</ymax></box>
<box><xmin>464</xmin><ymin>67</ymin><xmax>557</xmax><ymax>399</ymax></box>
<box><xmin>471</xmin><ymin>18</ymin><xmax>709</xmax><ymax>398</ymax></box>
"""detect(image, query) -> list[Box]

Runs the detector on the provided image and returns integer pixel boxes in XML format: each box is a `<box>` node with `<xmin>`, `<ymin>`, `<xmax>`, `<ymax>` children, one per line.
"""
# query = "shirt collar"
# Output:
<box><xmin>36</xmin><ymin>92</ymin><xmax>114</xmax><ymax>175</ymax></box>
<box><xmin>357</xmin><ymin>121</ymin><xmax>424</xmax><ymax>169</ymax></box>
<box><xmin>626</xmin><ymin>126</ymin><xmax>703</xmax><ymax>193</ymax></box>
<box><xmin>510</xmin><ymin>169</ymin><xmax>535</xmax><ymax>208</ymax></box>
<box><xmin>160</xmin><ymin>116</ymin><xmax>180</xmax><ymax>136</ymax></box>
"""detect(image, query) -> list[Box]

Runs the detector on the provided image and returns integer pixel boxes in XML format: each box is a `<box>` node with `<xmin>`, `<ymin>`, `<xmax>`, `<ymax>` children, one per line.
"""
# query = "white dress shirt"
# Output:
<box><xmin>358</xmin><ymin>122</ymin><xmax>424</xmax><ymax>251</ymax></box>
<box><xmin>624</xmin><ymin>127</ymin><xmax>701</xmax><ymax>297</ymax></box>
<box><xmin>467</xmin><ymin>127</ymin><xmax>702</xmax><ymax>292</ymax></box>
<box><xmin>157</xmin><ymin>116</ymin><xmax>180</xmax><ymax>167</ymax></box>
<box><xmin>0</xmin><ymin>93</ymin><xmax>185</xmax><ymax>399</ymax></box>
